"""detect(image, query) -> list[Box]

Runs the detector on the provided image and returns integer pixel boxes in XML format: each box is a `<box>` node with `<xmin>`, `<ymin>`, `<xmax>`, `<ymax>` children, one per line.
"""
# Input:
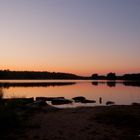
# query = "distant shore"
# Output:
<box><xmin>0</xmin><ymin>70</ymin><xmax>140</xmax><ymax>81</ymax></box>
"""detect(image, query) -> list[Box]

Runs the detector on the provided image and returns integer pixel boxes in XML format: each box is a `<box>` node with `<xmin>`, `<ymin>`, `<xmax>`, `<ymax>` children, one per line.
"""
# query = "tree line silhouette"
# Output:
<box><xmin>92</xmin><ymin>72</ymin><xmax>140</xmax><ymax>81</ymax></box>
<box><xmin>0</xmin><ymin>70</ymin><xmax>86</xmax><ymax>80</ymax></box>
<box><xmin>0</xmin><ymin>70</ymin><xmax>140</xmax><ymax>80</ymax></box>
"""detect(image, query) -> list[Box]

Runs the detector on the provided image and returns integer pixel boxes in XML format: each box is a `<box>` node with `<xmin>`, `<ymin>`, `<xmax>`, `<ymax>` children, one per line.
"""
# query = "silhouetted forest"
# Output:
<box><xmin>122</xmin><ymin>74</ymin><xmax>140</xmax><ymax>81</ymax></box>
<box><xmin>0</xmin><ymin>70</ymin><xmax>140</xmax><ymax>80</ymax></box>
<box><xmin>92</xmin><ymin>72</ymin><xmax>140</xmax><ymax>81</ymax></box>
<box><xmin>0</xmin><ymin>70</ymin><xmax>87</xmax><ymax>80</ymax></box>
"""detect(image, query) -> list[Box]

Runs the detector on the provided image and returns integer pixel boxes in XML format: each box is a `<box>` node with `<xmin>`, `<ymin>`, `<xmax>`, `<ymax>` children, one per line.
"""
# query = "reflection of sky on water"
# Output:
<box><xmin>1</xmin><ymin>80</ymin><xmax>140</xmax><ymax>107</ymax></box>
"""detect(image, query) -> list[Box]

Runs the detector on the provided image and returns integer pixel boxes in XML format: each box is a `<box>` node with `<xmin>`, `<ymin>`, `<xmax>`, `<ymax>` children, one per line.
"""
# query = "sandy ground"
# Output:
<box><xmin>9</xmin><ymin>105</ymin><xmax>138</xmax><ymax>140</ymax></box>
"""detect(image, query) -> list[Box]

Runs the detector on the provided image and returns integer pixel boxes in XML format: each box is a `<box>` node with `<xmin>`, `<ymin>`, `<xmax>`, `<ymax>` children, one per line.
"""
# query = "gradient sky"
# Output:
<box><xmin>0</xmin><ymin>0</ymin><xmax>140</xmax><ymax>76</ymax></box>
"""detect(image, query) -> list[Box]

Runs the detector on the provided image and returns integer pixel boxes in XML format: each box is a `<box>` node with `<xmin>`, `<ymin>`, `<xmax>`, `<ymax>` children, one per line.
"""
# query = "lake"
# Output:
<box><xmin>0</xmin><ymin>80</ymin><xmax>140</xmax><ymax>107</ymax></box>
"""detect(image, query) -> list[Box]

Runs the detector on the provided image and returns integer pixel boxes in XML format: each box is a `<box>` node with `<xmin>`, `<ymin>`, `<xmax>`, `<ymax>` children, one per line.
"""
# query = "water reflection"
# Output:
<box><xmin>0</xmin><ymin>82</ymin><xmax>76</xmax><ymax>88</ymax></box>
<box><xmin>92</xmin><ymin>81</ymin><xmax>140</xmax><ymax>87</ymax></box>
<box><xmin>91</xmin><ymin>82</ymin><xmax>98</xmax><ymax>86</ymax></box>
<box><xmin>123</xmin><ymin>81</ymin><xmax>140</xmax><ymax>87</ymax></box>
<box><xmin>107</xmin><ymin>81</ymin><xmax>116</xmax><ymax>87</ymax></box>
<box><xmin>2</xmin><ymin>80</ymin><xmax>140</xmax><ymax>106</ymax></box>
<box><xmin>0</xmin><ymin>81</ymin><xmax>140</xmax><ymax>88</ymax></box>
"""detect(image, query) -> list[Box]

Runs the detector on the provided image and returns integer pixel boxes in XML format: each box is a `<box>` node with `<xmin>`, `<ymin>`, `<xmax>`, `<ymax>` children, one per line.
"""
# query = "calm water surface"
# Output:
<box><xmin>1</xmin><ymin>80</ymin><xmax>140</xmax><ymax>107</ymax></box>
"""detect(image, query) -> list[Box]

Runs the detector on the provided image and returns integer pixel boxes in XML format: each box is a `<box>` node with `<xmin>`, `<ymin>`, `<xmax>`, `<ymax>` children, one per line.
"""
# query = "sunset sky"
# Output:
<box><xmin>0</xmin><ymin>0</ymin><xmax>140</xmax><ymax>76</ymax></box>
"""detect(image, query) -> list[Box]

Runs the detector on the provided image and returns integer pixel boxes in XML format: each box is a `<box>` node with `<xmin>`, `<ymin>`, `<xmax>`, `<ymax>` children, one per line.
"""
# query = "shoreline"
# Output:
<box><xmin>0</xmin><ymin>101</ymin><xmax>140</xmax><ymax>140</ymax></box>
<box><xmin>22</xmin><ymin>104</ymin><xmax>140</xmax><ymax>140</ymax></box>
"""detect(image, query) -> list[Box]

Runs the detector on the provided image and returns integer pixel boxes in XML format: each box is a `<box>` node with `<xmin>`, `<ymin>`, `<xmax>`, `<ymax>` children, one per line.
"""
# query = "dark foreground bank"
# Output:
<box><xmin>0</xmin><ymin>99</ymin><xmax>140</xmax><ymax>140</ymax></box>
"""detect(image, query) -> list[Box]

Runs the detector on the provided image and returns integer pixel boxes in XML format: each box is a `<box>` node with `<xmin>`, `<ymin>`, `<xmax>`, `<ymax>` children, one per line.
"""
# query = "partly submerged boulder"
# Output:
<box><xmin>72</xmin><ymin>96</ymin><xmax>96</xmax><ymax>104</ymax></box>
<box><xmin>51</xmin><ymin>98</ymin><xmax>72</xmax><ymax>105</ymax></box>
<box><xmin>36</xmin><ymin>97</ymin><xmax>65</xmax><ymax>101</ymax></box>
<box><xmin>81</xmin><ymin>99</ymin><xmax>96</xmax><ymax>104</ymax></box>
<box><xmin>34</xmin><ymin>100</ymin><xmax>47</xmax><ymax>106</ymax></box>
<box><xmin>8</xmin><ymin>97</ymin><xmax>34</xmax><ymax>104</ymax></box>
<box><xmin>36</xmin><ymin>97</ymin><xmax>48</xmax><ymax>101</ymax></box>
<box><xmin>46</xmin><ymin>97</ymin><xmax>65</xmax><ymax>101</ymax></box>
<box><xmin>72</xmin><ymin>96</ymin><xmax>86</xmax><ymax>102</ymax></box>
<box><xmin>131</xmin><ymin>102</ymin><xmax>140</xmax><ymax>106</ymax></box>
<box><xmin>106</xmin><ymin>101</ymin><xmax>115</xmax><ymax>106</ymax></box>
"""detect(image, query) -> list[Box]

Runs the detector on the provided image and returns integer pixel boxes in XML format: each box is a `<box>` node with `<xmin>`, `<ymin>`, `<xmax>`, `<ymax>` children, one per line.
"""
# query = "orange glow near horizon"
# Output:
<box><xmin>1</xmin><ymin>64</ymin><xmax>140</xmax><ymax>76</ymax></box>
